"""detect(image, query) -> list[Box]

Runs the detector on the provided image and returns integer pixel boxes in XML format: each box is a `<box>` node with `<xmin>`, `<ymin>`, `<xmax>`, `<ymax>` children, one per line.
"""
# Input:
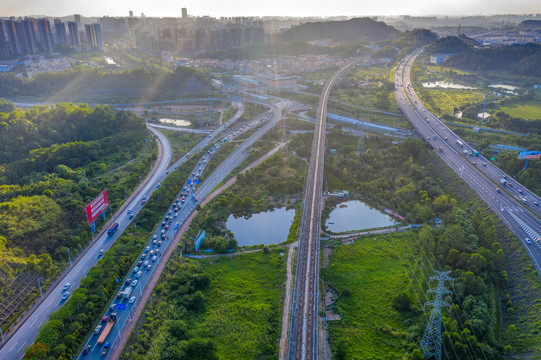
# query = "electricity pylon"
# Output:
<box><xmin>421</xmin><ymin>271</ymin><xmax>454</xmax><ymax>360</ymax></box>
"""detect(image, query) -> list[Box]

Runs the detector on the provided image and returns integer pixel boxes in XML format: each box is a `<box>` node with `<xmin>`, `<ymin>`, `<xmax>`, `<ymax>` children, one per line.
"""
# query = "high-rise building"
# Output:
<box><xmin>182</xmin><ymin>8</ymin><xmax>188</xmax><ymax>19</ymax></box>
<box><xmin>54</xmin><ymin>19</ymin><xmax>68</xmax><ymax>45</ymax></box>
<box><xmin>36</xmin><ymin>18</ymin><xmax>53</xmax><ymax>52</ymax></box>
<box><xmin>67</xmin><ymin>21</ymin><xmax>81</xmax><ymax>47</ymax></box>
<box><xmin>0</xmin><ymin>21</ymin><xmax>10</xmax><ymax>59</ymax></box>
<box><xmin>73</xmin><ymin>14</ymin><xmax>82</xmax><ymax>27</ymax></box>
<box><xmin>85</xmin><ymin>23</ymin><xmax>103</xmax><ymax>50</ymax></box>
<box><xmin>19</xmin><ymin>19</ymin><xmax>38</xmax><ymax>54</ymax></box>
<box><xmin>129</xmin><ymin>11</ymin><xmax>134</xmax><ymax>17</ymax></box>
<box><xmin>4</xmin><ymin>20</ymin><xmax>21</xmax><ymax>56</ymax></box>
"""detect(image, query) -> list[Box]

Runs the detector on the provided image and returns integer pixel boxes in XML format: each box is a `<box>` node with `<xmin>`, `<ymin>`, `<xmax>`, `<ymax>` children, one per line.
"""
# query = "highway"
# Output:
<box><xmin>395</xmin><ymin>53</ymin><xmax>541</xmax><ymax>275</ymax></box>
<box><xmin>288</xmin><ymin>57</ymin><xmax>366</xmax><ymax>360</ymax></box>
<box><xmin>0</xmin><ymin>101</ymin><xmax>246</xmax><ymax>360</ymax></box>
<box><xmin>0</xmin><ymin>126</ymin><xmax>172</xmax><ymax>360</ymax></box>
<box><xmin>77</xmin><ymin>102</ymin><xmax>282</xmax><ymax>360</ymax></box>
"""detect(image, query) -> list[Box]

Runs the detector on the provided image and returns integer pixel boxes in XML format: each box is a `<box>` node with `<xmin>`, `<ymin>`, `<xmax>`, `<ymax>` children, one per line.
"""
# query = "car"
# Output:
<box><xmin>161</xmin><ymin>234</ymin><xmax>166</xmax><ymax>240</ymax></box>
<box><xmin>100</xmin><ymin>342</ymin><xmax>110</xmax><ymax>357</ymax></box>
<box><xmin>130</xmin><ymin>214</ymin><xmax>134</xmax><ymax>220</ymax></box>
<box><xmin>141</xmin><ymin>199</ymin><xmax>146</xmax><ymax>205</ymax></box>
<box><xmin>127</xmin><ymin>209</ymin><xmax>131</xmax><ymax>214</ymax></box>
<box><xmin>168</xmin><ymin>210</ymin><xmax>172</xmax><ymax>215</ymax></box>
<box><xmin>62</xmin><ymin>283</ymin><xmax>70</xmax><ymax>291</ymax></box>
<box><xmin>135</xmin><ymin>271</ymin><xmax>143</xmax><ymax>278</ymax></box>
<box><xmin>129</xmin><ymin>296</ymin><xmax>136</xmax><ymax>304</ymax></box>
<box><xmin>131</xmin><ymin>280</ymin><xmax>138</xmax><ymax>287</ymax></box>
<box><xmin>101</xmin><ymin>316</ymin><xmax>109</xmax><ymax>323</ymax></box>
<box><xmin>155</xmin><ymin>248</ymin><xmax>160</xmax><ymax>254</ymax></box>
<box><xmin>153</xmin><ymin>240</ymin><xmax>157</xmax><ymax>246</ymax></box>
<box><xmin>61</xmin><ymin>292</ymin><xmax>70</xmax><ymax>301</ymax></box>
<box><xmin>145</xmin><ymin>246</ymin><xmax>150</xmax><ymax>252</ymax></box>
<box><xmin>83</xmin><ymin>344</ymin><xmax>92</xmax><ymax>355</ymax></box>
<box><xmin>150</xmin><ymin>250</ymin><xmax>154</xmax><ymax>256</ymax></box>
<box><xmin>142</xmin><ymin>195</ymin><xmax>147</xmax><ymax>200</ymax></box>
<box><xmin>147</xmin><ymin>264</ymin><xmax>152</xmax><ymax>271</ymax></box>
<box><xmin>125</xmin><ymin>277</ymin><xmax>132</xmax><ymax>285</ymax></box>
<box><xmin>137</xmin><ymin>260</ymin><xmax>143</xmax><ymax>266</ymax></box>
<box><xmin>117</xmin><ymin>291</ymin><xmax>123</xmax><ymax>298</ymax></box>
<box><xmin>161</xmin><ymin>230</ymin><xmax>166</xmax><ymax>235</ymax></box>
<box><xmin>99</xmin><ymin>249</ymin><xmax>104</xmax><ymax>257</ymax></box>
<box><xmin>133</xmin><ymin>266</ymin><xmax>139</xmax><ymax>273</ymax></box>
<box><xmin>93</xmin><ymin>325</ymin><xmax>102</xmax><ymax>335</ymax></box>
<box><xmin>152</xmin><ymin>234</ymin><xmax>157</xmax><ymax>240</ymax></box>
<box><xmin>161</xmin><ymin>221</ymin><xmax>166</xmax><ymax>227</ymax></box>
<box><xmin>156</xmin><ymin>183</ymin><xmax>161</xmax><ymax>188</ymax></box>
<box><xmin>165</xmin><ymin>225</ymin><xmax>169</xmax><ymax>230</ymax></box>
<box><xmin>496</xmin><ymin>188</ymin><xmax>501</xmax><ymax>193</ymax></box>
<box><xmin>526</xmin><ymin>238</ymin><xmax>532</xmax><ymax>245</ymax></box>
<box><xmin>157</xmin><ymin>241</ymin><xmax>162</xmax><ymax>247</ymax></box>
<box><xmin>109</xmin><ymin>304</ymin><xmax>116</xmax><ymax>312</ymax></box>
<box><xmin>141</xmin><ymin>254</ymin><xmax>146</xmax><ymax>259</ymax></box>
<box><xmin>166</xmin><ymin>170</ymin><xmax>169</xmax><ymax>174</ymax></box>
<box><xmin>143</xmin><ymin>261</ymin><xmax>149</xmax><ymax>267</ymax></box>
<box><xmin>152</xmin><ymin>256</ymin><xmax>157</xmax><ymax>262</ymax></box>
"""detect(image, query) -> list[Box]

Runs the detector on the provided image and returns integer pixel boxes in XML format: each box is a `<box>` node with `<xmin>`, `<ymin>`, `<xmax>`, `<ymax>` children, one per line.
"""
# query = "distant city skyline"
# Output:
<box><xmin>1</xmin><ymin>0</ymin><xmax>541</xmax><ymax>18</ymax></box>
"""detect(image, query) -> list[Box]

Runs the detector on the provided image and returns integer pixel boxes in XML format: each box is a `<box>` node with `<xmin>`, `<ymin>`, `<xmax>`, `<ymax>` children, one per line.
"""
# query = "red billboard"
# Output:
<box><xmin>85</xmin><ymin>190</ymin><xmax>109</xmax><ymax>225</ymax></box>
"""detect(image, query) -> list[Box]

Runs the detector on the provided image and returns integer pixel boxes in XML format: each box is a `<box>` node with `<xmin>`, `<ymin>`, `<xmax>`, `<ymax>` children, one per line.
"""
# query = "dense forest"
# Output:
<box><xmin>280</xmin><ymin>17</ymin><xmax>401</xmax><ymax>43</ymax></box>
<box><xmin>426</xmin><ymin>36</ymin><xmax>541</xmax><ymax>78</ymax></box>
<box><xmin>0</xmin><ymin>66</ymin><xmax>211</xmax><ymax>101</ymax></box>
<box><xmin>0</xmin><ymin>101</ymin><xmax>152</xmax><ymax>333</ymax></box>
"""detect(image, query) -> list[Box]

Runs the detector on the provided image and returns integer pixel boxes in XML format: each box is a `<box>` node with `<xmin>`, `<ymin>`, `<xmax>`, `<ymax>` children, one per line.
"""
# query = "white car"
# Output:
<box><xmin>526</xmin><ymin>238</ymin><xmax>532</xmax><ymax>245</ymax></box>
<box><xmin>135</xmin><ymin>271</ymin><xmax>143</xmax><ymax>278</ymax></box>
<box><xmin>62</xmin><ymin>283</ymin><xmax>70</xmax><ymax>291</ymax></box>
<box><xmin>129</xmin><ymin>296</ymin><xmax>136</xmax><ymax>304</ymax></box>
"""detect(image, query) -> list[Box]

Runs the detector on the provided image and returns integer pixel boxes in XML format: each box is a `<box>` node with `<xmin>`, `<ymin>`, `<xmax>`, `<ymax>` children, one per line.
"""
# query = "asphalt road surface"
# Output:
<box><xmin>395</xmin><ymin>53</ymin><xmax>541</xmax><ymax>274</ymax></box>
<box><xmin>77</xmin><ymin>102</ymin><xmax>282</xmax><ymax>360</ymax></box>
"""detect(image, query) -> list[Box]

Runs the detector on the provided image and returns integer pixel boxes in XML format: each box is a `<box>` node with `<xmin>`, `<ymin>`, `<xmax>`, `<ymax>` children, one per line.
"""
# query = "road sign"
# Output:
<box><xmin>115</xmin><ymin>304</ymin><xmax>127</xmax><ymax>310</ymax></box>
<box><xmin>85</xmin><ymin>190</ymin><xmax>109</xmax><ymax>225</ymax></box>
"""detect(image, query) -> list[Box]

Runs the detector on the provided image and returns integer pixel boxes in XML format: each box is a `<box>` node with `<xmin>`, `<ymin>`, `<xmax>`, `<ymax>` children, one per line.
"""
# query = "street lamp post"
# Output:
<box><xmin>67</xmin><ymin>247</ymin><xmax>72</xmax><ymax>267</ymax></box>
<box><xmin>0</xmin><ymin>317</ymin><xmax>4</xmax><ymax>342</ymax></box>
<box><xmin>37</xmin><ymin>277</ymin><xmax>43</xmax><ymax>299</ymax></box>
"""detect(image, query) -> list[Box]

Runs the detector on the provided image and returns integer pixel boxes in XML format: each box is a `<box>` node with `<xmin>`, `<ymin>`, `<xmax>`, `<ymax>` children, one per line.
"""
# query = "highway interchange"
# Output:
<box><xmin>395</xmin><ymin>53</ymin><xmax>541</xmax><ymax>274</ymax></box>
<box><xmin>0</xmin><ymin>99</ymin><xmax>283</xmax><ymax>360</ymax></box>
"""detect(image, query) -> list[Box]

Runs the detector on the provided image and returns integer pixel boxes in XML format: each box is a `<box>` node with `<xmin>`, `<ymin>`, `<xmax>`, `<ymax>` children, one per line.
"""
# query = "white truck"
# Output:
<box><xmin>122</xmin><ymin>286</ymin><xmax>133</xmax><ymax>299</ymax></box>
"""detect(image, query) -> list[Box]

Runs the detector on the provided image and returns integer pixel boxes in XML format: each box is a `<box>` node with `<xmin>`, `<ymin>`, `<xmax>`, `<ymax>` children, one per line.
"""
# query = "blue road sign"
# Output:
<box><xmin>115</xmin><ymin>278</ymin><xmax>119</xmax><ymax>283</ymax></box>
<box><xmin>115</xmin><ymin>304</ymin><xmax>127</xmax><ymax>310</ymax></box>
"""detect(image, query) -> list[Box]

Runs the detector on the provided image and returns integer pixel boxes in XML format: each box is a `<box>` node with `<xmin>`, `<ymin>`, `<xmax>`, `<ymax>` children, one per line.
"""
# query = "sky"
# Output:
<box><xmin>1</xmin><ymin>0</ymin><xmax>540</xmax><ymax>18</ymax></box>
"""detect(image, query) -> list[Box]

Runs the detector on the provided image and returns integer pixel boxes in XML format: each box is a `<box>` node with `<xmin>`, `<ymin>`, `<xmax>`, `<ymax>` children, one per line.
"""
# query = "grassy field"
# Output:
<box><xmin>121</xmin><ymin>250</ymin><xmax>286</xmax><ymax>360</ymax></box>
<box><xmin>495</xmin><ymin>99</ymin><xmax>541</xmax><ymax>120</ymax></box>
<box><xmin>324</xmin><ymin>232</ymin><xmax>428</xmax><ymax>359</ymax></box>
<box><xmin>416</xmin><ymin>87</ymin><xmax>485</xmax><ymax>116</ymax></box>
<box><xmin>197</xmin><ymin>251</ymin><xmax>286</xmax><ymax>359</ymax></box>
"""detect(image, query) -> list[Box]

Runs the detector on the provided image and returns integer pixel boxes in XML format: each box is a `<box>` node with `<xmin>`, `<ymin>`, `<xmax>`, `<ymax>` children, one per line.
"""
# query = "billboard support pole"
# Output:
<box><xmin>525</xmin><ymin>159</ymin><xmax>528</xmax><ymax>170</ymax></box>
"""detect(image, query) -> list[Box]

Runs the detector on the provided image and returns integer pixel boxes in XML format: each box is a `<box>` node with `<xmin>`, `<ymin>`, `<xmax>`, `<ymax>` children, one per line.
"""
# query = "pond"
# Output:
<box><xmin>325</xmin><ymin>200</ymin><xmax>399</xmax><ymax>233</ymax></box>
<box><xmin>422</xmin><ymin>81</ymin><xmax>476</xmax><ymax>90</ymax></box>
<box><xmin>159</xmin><ymin>118</ymin><xmax>192</xmax><ymax>127</ymax></box>
<box><xmin>489</xmin><ymin>84</ymin><xmax>519</xmax><ymax>91</ymax></box>
<box><xmin>226</xmin><ymin>207</ymin><xmax>295</xmax><ymax>246</ymax></box>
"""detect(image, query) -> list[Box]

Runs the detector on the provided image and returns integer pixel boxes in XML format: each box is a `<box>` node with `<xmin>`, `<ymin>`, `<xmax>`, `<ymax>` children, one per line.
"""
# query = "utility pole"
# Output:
<box><xmin>37</xmin><ymin>277</ymin><xmax>44</xmax><ymax>299</ymax></box>
<box><xmin>0</xmin><ymin>318</ymin><xmax>4</xmax><ymax>342</ymax></box>
<box><xmin>480</xmin><ymin>94</ymin><xmax>488</xmax><ymax>131</ymax></box>
<box><xmin>420</xmin><ymin>271</ymin><xmax>454</xmax><ymax>360</ymax></box>
<box><xmin>67</xmin><ymin>247</ymin><xmax>72</xmax><ymax>267</ymax></box>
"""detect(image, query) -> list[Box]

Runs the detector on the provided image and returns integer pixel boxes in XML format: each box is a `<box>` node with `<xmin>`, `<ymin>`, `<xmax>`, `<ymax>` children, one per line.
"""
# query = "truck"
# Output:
<box><xmin>107</xmin><ymin>223</ymin><xmax>119</xmax><ymax>236</ymax></box>
<box><xmin>500</xmin><ymin>179</ymin><xmax>508</xmax><ymax>186</ymax></box>
<box><xmin>472</xmin><ymin>150</ymin><xmax>479</xmax><ymax>157</ymax></box>
<box><xmin>97</xmin><ymin>313</ymin><xmax>117</xmax><ymax>345</ymax></box>
<box><xmin>122</xmin><ymin>286</ymin><xmax>133</xmax><ymax>299</ymax></box>
<box><xmin>463</xmin><ymin>150</ymin><xmax>469</xmax><ymax>155</ymax></box>
<box><xmin>456</xmin><ymin>140</ymin><xmax>464</xmax><ymax>147</ymax></box>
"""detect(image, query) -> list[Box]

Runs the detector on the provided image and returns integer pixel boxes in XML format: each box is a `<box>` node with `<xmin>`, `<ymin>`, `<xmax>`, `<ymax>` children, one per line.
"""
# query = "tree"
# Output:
<box><xmin>23</xmin><ymin>343</ymin><xmax>48</xmax><ymax>359</ymax></box>
<box><xmin>392</xmin><ymin>292</ymin><xmax>413</xmax><ymax>312</ymax></box>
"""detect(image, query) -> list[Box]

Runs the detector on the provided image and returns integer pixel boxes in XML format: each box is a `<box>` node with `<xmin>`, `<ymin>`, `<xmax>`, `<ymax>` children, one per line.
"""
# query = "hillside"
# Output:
<box><xmin>280</xmin><ymin>17</ymin><xmax>401</xmax><ymax>43</ymax></box>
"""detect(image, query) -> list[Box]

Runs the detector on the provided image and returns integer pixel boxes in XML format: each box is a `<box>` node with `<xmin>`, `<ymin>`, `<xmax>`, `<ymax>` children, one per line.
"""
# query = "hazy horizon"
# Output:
<box><xmin>1</xmin><ymin>0</ymin><xmax>540</xmax><ymax>18</ymax></box>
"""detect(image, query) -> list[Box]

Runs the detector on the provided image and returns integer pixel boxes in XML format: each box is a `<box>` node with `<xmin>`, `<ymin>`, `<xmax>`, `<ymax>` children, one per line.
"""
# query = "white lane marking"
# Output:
<box><xmin>18</xmin><ymin>341</ymin><xmax>27</xmax><ymax>352</ymax></box>
<box><xmin>9</xmin><ymin>342</ymin><xmax>18</xmax><ymax>352</ymax></box>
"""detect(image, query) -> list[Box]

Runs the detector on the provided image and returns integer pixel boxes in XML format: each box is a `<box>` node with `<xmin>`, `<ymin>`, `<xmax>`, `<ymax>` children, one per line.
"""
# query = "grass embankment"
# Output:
<box><xmin>121</xmin><ymin>250</ymin><xmax>286</xmax><ymax>360</ymax></box>
<box><xmin>160</xmin><ymin>130</ymin><xmax>198</xmax><ymax>166</ymax></box>
<box><xmin>495</xmin><ymin>99</ymin><xmax>541</xmax><ymax>121</ymax></box>
<box><xmin>324</xmin><ymin>232</ymin><xmax>428</xmax><ymax>358</ymax></box>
